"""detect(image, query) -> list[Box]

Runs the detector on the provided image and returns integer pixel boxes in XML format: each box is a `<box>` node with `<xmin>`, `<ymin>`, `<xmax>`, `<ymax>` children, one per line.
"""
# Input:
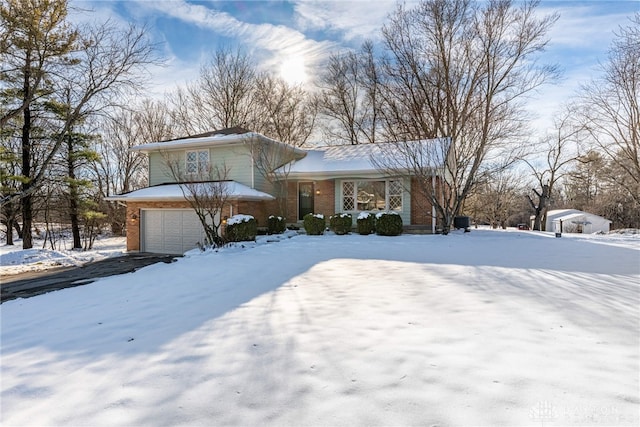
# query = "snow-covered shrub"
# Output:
<box><xmin>303</xmin><ymin>213</ymin><xmax>325</xmax><ymax>235</ymax></box>
<box><xmin>356</xmin><ymin>212</ymin><xmax>376</xmax><ymax>235</ymax></box>
<box><xmin>225</xmin><ymin>214</ymin><xmax>257</xmax><ymax>242</ymax></box>
<box><xmin>267</xmin><ymin>215</ymin><xmax>286</xmax><ymax>234</ymax></box>
<box><xmin>375</xmin><ymin>211</ymin><xmax>403</xmax><ymax>236</ymax></box>
<box><xmin>330</xmin><ymin>213</ymin><xmax>352</xmax><ymax>235</ymax></box>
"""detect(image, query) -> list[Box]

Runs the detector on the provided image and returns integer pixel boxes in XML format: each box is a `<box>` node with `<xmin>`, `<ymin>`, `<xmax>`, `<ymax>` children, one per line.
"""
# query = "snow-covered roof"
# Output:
<box><xmin>547</xmin><ymin>209</ymin><xmax>611</xmax><ymax>223</ymax></box>
<box><xmin>105</xmin><ymin>181</ymin><xmax>275</xmax><ymax>202</ymax></box>
<box><xmin>552</xmin><ymin>212</ymin><xmax>591</xmax><ymax>223</ymax></box>
<box><xmin>131</xmin><ymin>130</ymin><xmax>306</xmax><ymax>156</ymax></box>
<box><xmin>282</xmin><ymin>139</ymin><xmax>447</xmax><ymax>178</ymax></box>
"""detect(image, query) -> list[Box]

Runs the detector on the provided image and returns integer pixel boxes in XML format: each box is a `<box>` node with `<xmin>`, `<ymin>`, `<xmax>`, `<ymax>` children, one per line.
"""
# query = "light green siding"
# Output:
<box><xmin>210</xmin><ymin>145</ymin><xmax>254</xmax><ymax>186</ymax></box>
<box><xmin>253</xmin><ymin>165</ymin><xmax>268</xmax><ymax>193</ymax></box>
<box><xmin>148</xmin><ymin>145</ymin><xmax>256</xmax><ymax>187</ymax></box>
<box><xmin>149</xmin><ymin>152</ymin><xmax>173</xmax><ymax>185</ymax></box>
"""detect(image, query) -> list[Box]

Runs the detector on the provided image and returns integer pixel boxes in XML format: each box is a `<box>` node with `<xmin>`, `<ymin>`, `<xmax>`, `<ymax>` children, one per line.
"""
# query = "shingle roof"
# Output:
<box><xmin>172</xmin><ymin>127</ymin><xmax>252</xmax><ymax>140</ymax></box>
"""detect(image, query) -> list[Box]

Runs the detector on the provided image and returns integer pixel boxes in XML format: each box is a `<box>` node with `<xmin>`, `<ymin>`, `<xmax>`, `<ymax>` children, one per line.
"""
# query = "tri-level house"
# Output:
<box><xmin>108</xmin><ymin>127</ymin><xmax>448</xmax><ymax>254</ymax></box>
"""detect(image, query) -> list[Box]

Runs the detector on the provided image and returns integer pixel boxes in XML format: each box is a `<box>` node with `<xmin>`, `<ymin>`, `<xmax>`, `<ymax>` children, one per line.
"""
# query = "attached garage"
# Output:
<box><xmin>142</xmin><ymin>209</ymin><xmax>205</xmax><ymax>254</ymax></box>
<box><xmin>106</xmin><ymin>181</ymin><xmax>276</xmax><ymax>253</ymax></box>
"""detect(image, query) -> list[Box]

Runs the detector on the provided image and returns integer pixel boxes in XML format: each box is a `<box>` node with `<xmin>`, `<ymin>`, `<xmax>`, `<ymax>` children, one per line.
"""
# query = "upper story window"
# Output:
<box><xmin>342</xmin><ymin>180</ymin><xmax>403</xmax><ymax>212</ymax></box>
<box><xmin>186</xmin><ymin>150</ymin><xmax>209</xmax><ymax>176</ymax></box>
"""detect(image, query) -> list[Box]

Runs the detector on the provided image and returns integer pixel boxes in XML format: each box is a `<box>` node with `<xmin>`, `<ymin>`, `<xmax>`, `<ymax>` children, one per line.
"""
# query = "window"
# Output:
<box><xmin>186</xmin><ymin>150</ymin><xmax>209</xmax><ymax>176</ymax></box>
<box><xmin>388</xmin><ymin>180</ymin><xmax>403</xmax><ymax>210</ymax></box>
<box><xmin>342</xmin><ymin>180</ymin><xmax>403</xmax><ymax>212</ymax></box>
<box><xmin>342</xmin><ymin>181</ymin><xmax>355</xmax><ymax>211</ymax></box>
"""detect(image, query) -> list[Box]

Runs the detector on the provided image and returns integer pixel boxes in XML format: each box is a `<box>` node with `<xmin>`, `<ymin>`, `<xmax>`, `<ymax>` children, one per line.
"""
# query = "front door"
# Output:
<box><xmin>298</xmin><ymin>182</ymin><xmax>314</xmax><ymax>220</ymax></box>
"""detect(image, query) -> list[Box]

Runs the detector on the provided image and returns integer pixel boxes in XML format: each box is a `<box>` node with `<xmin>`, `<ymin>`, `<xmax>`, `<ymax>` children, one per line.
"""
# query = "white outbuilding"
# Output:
<box><xmin>541</xmin><ymin>209</ymin><xmax>612</xmax><ymax>234</ymax></box>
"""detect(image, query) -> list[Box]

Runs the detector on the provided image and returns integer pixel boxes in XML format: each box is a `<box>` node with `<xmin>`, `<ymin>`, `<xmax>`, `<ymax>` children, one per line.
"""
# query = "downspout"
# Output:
<box><xmin>432</xmin><ymin>169</ymin><xmax>436</xmax><ymax>234</ymax></box>
<box><xmin>250</xmin><ymin>135</ymin><xmax>255</xmax><ymax>189</ymax></box>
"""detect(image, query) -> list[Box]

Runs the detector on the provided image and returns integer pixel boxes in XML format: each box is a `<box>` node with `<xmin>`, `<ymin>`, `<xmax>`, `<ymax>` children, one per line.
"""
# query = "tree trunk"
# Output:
<box><xmin>21</xmin><ymin>193</ymin><xmax>33</xmax><ymax>249</ymax></box>
<box><xmin>528</xmin><ymin>184</ymin><xmax>550</xmax><ymax>231</ymax></box>
<box><xmin>69</xmin><ymin>191</ymin><xmax>81</xmax><ymax>248</ymax></box>
<box><xmin>21</xmin><ymin>65</ymin><xmax>33</xmax><ymax>249</ymax></box>
<box><xmin>67</xmin><ymin>135</ymin><xmax>82</xmax><ymax>249</ymax></box>
<box><xmin>5</xmin><ymin>218</ymin><xmax>14</xmax><ymax>245</ymax></box>
<box><xmin>20</xmin><ymin>49</ymin><xmax>35</xmax><ymax>249</ymax></box>
<box><xmin>14</xmin><ymin>220</ymin><xmax>22</xmax><ymax>238</ymax></box>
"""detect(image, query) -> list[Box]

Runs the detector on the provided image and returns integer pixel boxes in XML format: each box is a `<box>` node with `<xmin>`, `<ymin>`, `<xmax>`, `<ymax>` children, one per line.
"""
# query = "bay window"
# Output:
<box><xmin>342</xmin><ymin>180</ymin><xmax>403</xmax><ymax>212</ymax></box>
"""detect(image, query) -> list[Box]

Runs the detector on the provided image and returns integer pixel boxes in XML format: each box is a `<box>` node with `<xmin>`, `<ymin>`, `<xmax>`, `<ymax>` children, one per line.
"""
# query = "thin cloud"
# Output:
<box><xmin>541</xmin><ymin>4</ymin><xmax>634</xmax><ymax>49</ymax></box>
<box><xmin>293</xmin><ymin>0</ymin><xmax>399</xmax><ymax>42</ymax></box>
<box><xmin>139</xmin><ymin>0</ymin><xmax>339</xmax><ymax>76</ymax></box>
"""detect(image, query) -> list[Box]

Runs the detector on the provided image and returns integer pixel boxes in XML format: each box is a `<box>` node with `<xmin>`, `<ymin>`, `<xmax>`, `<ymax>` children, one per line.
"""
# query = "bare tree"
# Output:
<box><xmin>165</xmin><ymin>86</ymin><xmax>199</xmax><ymax>137</ymax></box>
<box><xmin>169</xmin><ymin>47</ymin><xmax>258</xmax><ymax>134</ymax></box>
<box><xmin>0</xmin><ymin>141</ymin><xmax>22</xmax><ymax>244</ymax></box>
<box><xmin>523</xmin><ymin>109</ymin><xmax>581</xmax><ymax>230</ymax></box>
<box><xmin>372</xmin><ymin>137</ymin><xmax>452</xmax><ymax>232</ymax></box>
<box><xmin>317</xmin><ymin>42</ymin><xmax>382</xmax><ymax>145</ymax></box>
<box><xmin>466</xmin><ymin>169</ymin><xmax>526</xmax><ymax>229</ymax></box>
<box><xmin>565</xmin><ymin>150</ymin><xmax>640</xmax><ymax>229</ymax></box>
<box><xmin>161</xmin><ymin>152</ymin><xmax>231</xmax><ymax>248</ymax></box>
<box><xmin>564</xmin><ymin>151</ymin><xmax>606</xmax><ymax>210</ymax></box>
<box><xmin>576</xmin><ymin>13</ymin><xmax>640</xmax><ymax>205</ymax></box>
<box><xmin>92</xmin><ymin>100</ymin><xmax>171</xmax><ymax>234</ymax></box>
<box><xmin>253</xmin><ymin>74</ymin><xmax>317</xmax><ymax>147</ymax></box>
<box><xmin>250</xmin><ymin>136</ymin><xmax>305</xmax><ymax>219</ymax></box>
<box><xmin>374</xmin><ymin>0</ymin><xmax>558</xmax><ymax>232</ymax></box>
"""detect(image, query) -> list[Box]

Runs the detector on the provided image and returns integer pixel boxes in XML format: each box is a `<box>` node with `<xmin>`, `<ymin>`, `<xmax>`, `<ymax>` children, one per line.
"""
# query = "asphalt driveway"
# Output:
<box><xmin>1</xmin><ymin>253</ymin><xmax>178</xmax><ymax>303</ymax></box>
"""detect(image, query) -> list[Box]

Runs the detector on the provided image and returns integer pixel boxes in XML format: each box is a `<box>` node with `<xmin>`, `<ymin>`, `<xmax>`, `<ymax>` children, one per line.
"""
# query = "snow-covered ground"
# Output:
<box><xmin>1</xmin><ymin>229</ymin><xmax>639</xmax><ymax>426</ymax></box>
<box><xmin>0</xmin><ymin>236</ymin><xmax>126</xmax><ymax>276</ymax></box>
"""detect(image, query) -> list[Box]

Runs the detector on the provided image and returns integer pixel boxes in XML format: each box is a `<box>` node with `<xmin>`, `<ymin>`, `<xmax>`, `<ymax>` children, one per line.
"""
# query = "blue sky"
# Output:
<box><xmin>70</xmin><ymin>0</ymin><xmax>639</xmax><ymax>135</ymax></box>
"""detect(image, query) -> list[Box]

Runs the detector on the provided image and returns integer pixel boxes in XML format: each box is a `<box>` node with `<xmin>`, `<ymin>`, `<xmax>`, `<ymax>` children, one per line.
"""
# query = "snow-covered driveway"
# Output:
<box><xmin>1</xmin><ymin>230</ymin><xmax>639</xmax><ymax>426</ymax></box>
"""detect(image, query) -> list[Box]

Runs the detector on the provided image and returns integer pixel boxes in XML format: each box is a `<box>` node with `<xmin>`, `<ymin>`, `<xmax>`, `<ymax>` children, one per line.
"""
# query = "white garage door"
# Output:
<box><xmin>142</xmin><ymin>209</ymin><xmax>206</xmax><ymax>254</ymax></box>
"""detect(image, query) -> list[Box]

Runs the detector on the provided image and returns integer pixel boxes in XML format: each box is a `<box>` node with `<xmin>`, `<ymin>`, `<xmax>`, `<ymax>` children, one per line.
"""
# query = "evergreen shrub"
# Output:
<box><xmin>330</xmin><ymin>213</ymin><xmax>352</xmax><ymax>235</ymax></box>
<box><xmin>225</xmin><ymin>214</ymin><xmax>257</xmax><ymax>242</ymax></box>
<box><xmin>267</xmin><ymin>215</ymin><xmax>286</xmax><ymax>234</ymax></box>
<box><xmin>357</xmin><ymin>212</ymin><xmax>376</xmax><ymax>235</ymax></box>
<box><xmin>375</xmin><ymin>212</ymin><xmax>403</xmax><ymax>236</ymax></box>
<box><xmin>303</xmin><ymin>213</ymin><xmax>325</xmax><ymax>235</ymax></box>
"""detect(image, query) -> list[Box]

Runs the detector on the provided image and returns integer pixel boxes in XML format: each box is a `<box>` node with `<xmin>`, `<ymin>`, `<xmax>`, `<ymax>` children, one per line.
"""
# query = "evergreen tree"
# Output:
<box><xmin>0</xmin><ymin>0</ymin><xmax>78</xmax><ymax>249</ymax></box>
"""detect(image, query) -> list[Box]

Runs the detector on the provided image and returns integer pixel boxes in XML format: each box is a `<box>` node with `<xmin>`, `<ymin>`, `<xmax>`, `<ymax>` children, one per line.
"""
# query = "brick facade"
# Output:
<box><xmin>410</xmin><ymin>177</ymin><xmax>432</xmax><ymax>226</ymax></box>
<box><xmin>126</xmin><ymin>200</ymin><xmax>271</xmax><ymax>252</ymax></box>
<box><xmin>409</xmin><ymin>176</ymin><xmax>443</xmax><ymax>228</ymax></box>
<box><xmin>285</xmin><ymin>181</ymin><xmax>298</xmax><ymax>222</ymax></box>
<box><xmin>313</xmin><ymin>180</ymin><xmax>336</xmax><ymax>221</ymax></box>
<box><xmin>125</xmin><ymin>177</ymin><xmax>442</xmax><ymax>251</ymax></box>
<box><xmin>284</xmin><ymin>180</ymin><xmax>336</xmax><ymax>224</ymax></box>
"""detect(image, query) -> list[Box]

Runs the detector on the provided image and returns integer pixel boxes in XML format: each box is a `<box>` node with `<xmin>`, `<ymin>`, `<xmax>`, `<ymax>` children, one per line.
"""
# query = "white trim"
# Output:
<box><xmin>340</xmin><ymin>179</ymin><xmax>403</xmax><ymax>213</ymax></box>
<box><xmin>132</xmin><ymin>131</ymin><xmax>306</xmax><ymax>156</ymax></box>
<box><xmin>432</xmin><ymin>171</ymin><xmax>436</xmax><ymax>234</ymax></box>
<box><xmin>105</xmin><ymin>181</ymin><xmax>275</xmax><ymax>202</ymax></box>
<box><xmin>250</xmin><ymin>136</ymin><xmax>255</xmax><ymax>189</ymax></box>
